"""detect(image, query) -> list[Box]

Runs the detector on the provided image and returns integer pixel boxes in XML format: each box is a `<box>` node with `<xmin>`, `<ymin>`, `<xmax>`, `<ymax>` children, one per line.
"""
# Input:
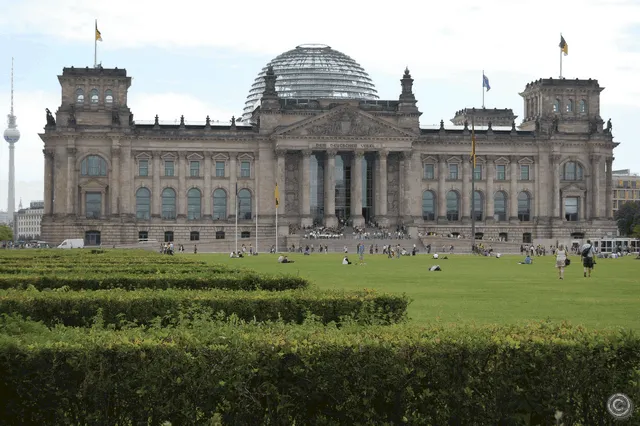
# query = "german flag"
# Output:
<box><xmin>559</xmin><ymin>36</ymin><xmax>568</xmax><ymax>56</ymax></box>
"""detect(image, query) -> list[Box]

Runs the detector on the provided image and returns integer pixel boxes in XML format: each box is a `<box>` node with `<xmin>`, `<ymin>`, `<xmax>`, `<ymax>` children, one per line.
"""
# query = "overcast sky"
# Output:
<box><xmin>1</xmin><ymin>0</ymin><xmax>639</xmax><ymax>210</ymax></box>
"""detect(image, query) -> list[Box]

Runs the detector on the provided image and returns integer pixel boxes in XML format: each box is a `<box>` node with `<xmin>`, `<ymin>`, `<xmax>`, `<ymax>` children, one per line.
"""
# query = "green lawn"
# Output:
<box><xmin>199</xmin><ymin>252</ymin><xmax>640</xmax><ymax>330</ymax></box>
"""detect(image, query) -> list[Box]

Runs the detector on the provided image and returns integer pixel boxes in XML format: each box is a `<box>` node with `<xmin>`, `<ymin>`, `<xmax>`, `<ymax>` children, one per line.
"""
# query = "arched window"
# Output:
<box><xmin>553</xmin><ymin>99</ymin><xmax>560</xmax><ymax>113</ymax></box>
<box><xmin>422</xmin><ymin>190</ymin><xmax>436</xmax><ymax>220</ymax></box>
<box><xmin>566</xmin><ymin>99</ymin><xmax>573</xmax><ymax>112</ymax></box>
<box><xmin>187</xmin><ymin>188</ymin><xmax>202</xmax><ymax>220</ymax></box>
<box><xmin>213</xmin><ymin>188</ymin><xmax>227</xmax><ymax>220</ymax></box>
<box><xmin>90</xmin><ymin>88</ymin><xmax>99</xmax><ymax>104</ymax></box>
<box><xmin>562</xmin><ymin>161</ymin><xmax>584</xmax><ymax>181</ymax></box>
<box><xmin>136</xmin><ymin>187</ymin><xmax>151</xmax><ymax>220</ymax></box>
<box><xmin>238</xmin><ymin>189</ymin><xmax>252</xmax><ymax>220</ymax></box>
<box><xmin>80</xmin><ymin>155</ymin><xmax>107</xmax><ymax>176</ymax></box>
<box><xmin>162</xmin><ymin>188</ymin><xmax>176</xmax><ymax>220</ymax></box>
<box><xmin>473</xmin><ymin>191</ymin><xmax>484</xmax><ymax>221</ymax></box>
<box><xmin>494</xmin><ymin>191</ymin><xmax>507</xmax><ymax>221</ymax></box>
<box><xmin>105</xmin><ymin>89</ymin><xmax>113</xmax><ymax>104</ymax></box>
<box><xmin>579</xmin><ymin>100</ymin><xmax>587</xmax><ymax>113</ymax></box>
<box><xmin>76</xmin><ymin>88</ymin><xmax>85</xmax><ymax>104</ymax></box>
<box><xmin>446</xmin><ymin>191</ymin><xmax>459</xmax><ymax>221</ymax></box>
<box><xmin>517</xmin><ymin>192</ymin><xmax>531</xmax><ymax>222</ymax></box>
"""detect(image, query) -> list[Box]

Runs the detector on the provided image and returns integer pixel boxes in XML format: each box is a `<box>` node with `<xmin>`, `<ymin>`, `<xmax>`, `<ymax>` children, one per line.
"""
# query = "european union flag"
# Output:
<box><xmin>483</xmin><ymin>74</ymin><xmax>491</xmax><ymax>92</ymax></box>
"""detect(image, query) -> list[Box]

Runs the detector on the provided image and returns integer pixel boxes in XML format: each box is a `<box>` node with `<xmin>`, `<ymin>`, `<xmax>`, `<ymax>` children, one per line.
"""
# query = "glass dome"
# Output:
<box><xmin>242</xmin><ymin>44</ymin><xmax>379</xmax><ymax>122</ymax></box>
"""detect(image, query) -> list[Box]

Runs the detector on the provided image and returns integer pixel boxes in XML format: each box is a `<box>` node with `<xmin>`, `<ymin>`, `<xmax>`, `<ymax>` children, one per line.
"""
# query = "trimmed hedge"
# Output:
<box><xmin>0</xmin><ymin>265</ymin><xmax>238</xmax><ymax>275</ymax></box>
<box><xmin>0</xmin><ymin>272</ymin><xmax>309</xmax><ymax>291</ymax></box>
<box><xmin>0</xmin><ymin>288</ymin><xmax>408</xmax><ymax>326</ymax></box>
<box><xmin>0</xmin><ymin>318</ymin><xmax>638</xmax><ymax>425</ymax></box>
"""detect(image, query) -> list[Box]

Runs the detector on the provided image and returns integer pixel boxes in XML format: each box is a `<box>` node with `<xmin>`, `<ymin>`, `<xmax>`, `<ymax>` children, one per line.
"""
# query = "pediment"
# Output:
<box><xmin>135</xmin><ymin>152</ymin><xmax>151</xmax><ymax>160</ymax></box>
<box><xmin>421</xmin><ymin>155</ymin><xmax>437</xmax><ymax>163</ymax></box>
<box><xmin>518</xmin><ymin>157</ymin><xmax>534</xmax><ymax>165</ymax></box>
<box><xmin>80</xmin><ymin>178</ymin><xmax>107</xmax><ymax>190</ymax></box>
<box><xmin>187</xmin><ymin>152</ymin><xmax>204</xmax><ymax>161</ymax></box>
<box><xmin>494</xmin><ymin>156</ymin><xmax>510</xmax><ymax>165</ymax></box>
<box><xmin>161</xmin><ymin>152</ymin><xmax>177</xmax><ymax>161</ymax></box>
<box><xmin>237</xmin><ymin>153</ymin><xmax>254</xmax><ymax>161</ymax></box>
<box><xmin>212</xmin><ymin>153</ymin><xmax>229</xmax><ymax>161</ymax></box>
<box><xmin>446</xmin><ymin>156</ymin><xmax>462</xmax><ymax>164</ymax></box>
<box><xmin>274</xmin><ymin>105</ymin><xmax>415</xmax><ymax>138</ymax></box>
<box><xmin>561</xmin><ymin>183</ymin><xmax>586</xmax><ymax>193</ymax></box>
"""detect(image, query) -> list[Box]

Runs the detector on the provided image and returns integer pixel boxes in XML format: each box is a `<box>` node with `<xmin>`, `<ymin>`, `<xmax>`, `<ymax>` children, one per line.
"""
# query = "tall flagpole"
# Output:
<box><xmin>255</xmin><ymin>185</ymin><xmax>258</xmax><ymax>254</ymax></box>
<box><xmin>234</xmin><ymin>184</ymin><xmax>238</xmax><ymax>254</ymax></box>
<box><xmin>471</xmin><ymin>118</ymin><xmax>476</xmax><ymax>254</ymax></box>
<box><xmin>275</xmin><ymin>200</ymin><xmax>278</xmax><ymax>253</ymax></box>
<box><xmin>482</xmin><ymin>70</ymin><xmax>485</xmax><ymax>108</ymax></box>
<box><xmin>559</xmin><ymin>33</ymin><xmax>563</xmax><ymax>79</ymax></box>
<box><xmin>94</xmin><ymin>20</ymin><xmax>98</xmax><ymax>68</ymax></box>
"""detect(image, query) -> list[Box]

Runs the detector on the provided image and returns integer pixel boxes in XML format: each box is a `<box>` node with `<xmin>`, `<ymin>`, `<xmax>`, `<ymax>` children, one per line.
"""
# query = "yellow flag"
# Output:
<box><xmin>471</xmin><ymin>122</ymin><xmax>476</xmax><ymax>168</ymax></box>
<box><xmin>96</xmin><ymin>23</ymin><xmax>102</xmax><ymax>42</ymax></box>
<box><xmin>275</xmin><ymin>183</ymin><xmax>280</xmax><ymax>207</ymax></box>
<box><xmin>559</xmin><ymin>35</ymin><xmax>568</xmax><ymax>56</ymax></box>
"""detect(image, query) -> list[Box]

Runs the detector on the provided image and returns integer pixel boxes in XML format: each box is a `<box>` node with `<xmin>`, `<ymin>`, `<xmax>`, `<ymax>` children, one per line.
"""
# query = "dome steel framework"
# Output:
<box><xmin>242</xmin><ymin>44</ymin><xmax>379</xmax><ymax>122</ymax></box>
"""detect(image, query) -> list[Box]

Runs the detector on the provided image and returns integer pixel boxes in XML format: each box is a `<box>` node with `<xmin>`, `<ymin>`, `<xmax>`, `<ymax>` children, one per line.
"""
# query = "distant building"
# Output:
<box><xmin>612</xmin><ymin>169</ymin><xmax>640</xmax><ymax>217</ymax></box>
<box><xmin>14</xmin><ymin>201</ymin><xmax>44</xmax><ymax>240</ymax></box>
<box><xmin>0</xmin><ymin>210</ymin><xmax>9</xmax><ymax>225</ymax></box>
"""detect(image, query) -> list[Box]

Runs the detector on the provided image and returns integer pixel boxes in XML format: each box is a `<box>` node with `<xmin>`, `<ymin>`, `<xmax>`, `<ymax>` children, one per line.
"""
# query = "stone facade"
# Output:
<box><xmin>39</xmin><ymin>66</ymin><xmax>618</xmax><ymax>246</ymax></box>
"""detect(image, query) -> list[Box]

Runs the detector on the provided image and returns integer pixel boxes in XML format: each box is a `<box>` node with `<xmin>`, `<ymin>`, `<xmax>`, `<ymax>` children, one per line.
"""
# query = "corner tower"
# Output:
<box><xmin>518</xmin><ymin>78</ymin><xmax>604</xmax><ymax>134</ymax></box>
<box><xmin>55</xmin><ymin>66</ymin><xmax>132</xmax><ymax>129</ymax></box>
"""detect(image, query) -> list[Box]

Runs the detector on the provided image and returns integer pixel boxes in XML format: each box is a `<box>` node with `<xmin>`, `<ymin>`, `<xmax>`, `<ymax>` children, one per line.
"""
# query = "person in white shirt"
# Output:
<box><xmin>277</xmin><ymin>255</ymin><xmax>284</xmax><ymax>263</ymax></box>
<box><xmin>580</xmin><ymin>239</ymin><xmax>596</xmax><ymax>278</ymax></box>
<box><xmin>555</xmin><ymin>244</ymin><xmax>567</xmax><ymax>280</ymax></box>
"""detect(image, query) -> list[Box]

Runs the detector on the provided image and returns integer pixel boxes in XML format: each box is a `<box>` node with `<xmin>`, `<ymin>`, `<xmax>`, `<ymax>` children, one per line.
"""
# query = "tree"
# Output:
<box><xmin>632</xmin><ymin>224</ymin><xmax>640</xmax><ymax>238</ymax></box>
<box><xmin>614</xmin><ymin>201</ymin><xmax>640</xmax><ymax>236</ymax></box>
<box><xmin>0</xmin><ymin>224</ymin><xmax>13</xmax><ymax>241</ymax></box>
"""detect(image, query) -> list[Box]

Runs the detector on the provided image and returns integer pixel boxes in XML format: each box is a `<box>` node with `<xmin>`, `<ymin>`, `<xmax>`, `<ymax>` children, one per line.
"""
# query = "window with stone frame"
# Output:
<box><xmin>240</xmin><ymin>161</ymin><xmax>251</xmax><ymax>178</ymax></box>
<box><xmin>138</xmin><ymin>159</ymin><xmax>149</xmax><ymax>176</ymax></box>
<box><xmin>473</xmin><ymin>164</ymin><xmax>482</xmax><ymax>181</ymax></box>
<box><xmin>164</xmin><ymin>160</ymin><xmax>175</xmax><ymax>177</ymax></box>
<box><xmin>190</xmin><ymin>161</ymin><xmax>200</xmax><ymax>177</ymax></box>
<box><xmin>520</xmin><ymin>164</ymin><xmax>530</xmax><ymax>181</ymax></box>
<box><xmin>215</xmin><ymin>161</ymin><xmax>226</xmax><ymax>177</ymax></box>
<box><xmin>496</xmin><ymin>164</ymin><xmax>506</xmax><ymax>180</ymax></box>
<box><xmin>562</xmin><ymin>161</ymin><xmax>583</xmax><ymax>181</ymax></box>
<box><xmin>85</xmin><ymin>192</ymin><xmax>102</xmax><ymax>219</ymax></box>
<box><xmin>138</xmin><ymin>231</ymin><xmax>148</xmax><ymax>241</ymax></box>
<box><xmin>448</xmin><ymin>164</ymin><xmax>459</xmax><ymax>180</ymax></box>
<box><xmin>564</xmin><ymin>197</ymin><xmax>579</xmax><ymax>221</ymax></box>
<box><xmin>423</xmin><ymin>164</ymin><xmax>435</xmax><ymax>180</ymax></box>
<box><xmin>190</xmin><ymin>231</ymin><xmax>200</xmax><ymax>241</ymax></box>
<box><xmin>81</xmin><ymin>156</ymin><xmax>107</xmax><ymax>176</ymax></box>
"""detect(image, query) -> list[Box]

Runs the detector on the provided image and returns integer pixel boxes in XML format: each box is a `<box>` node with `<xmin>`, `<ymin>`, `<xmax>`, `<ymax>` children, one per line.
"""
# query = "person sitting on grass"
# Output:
<box><xmin>518</xmin><ymin>255</ymin><xmax>532</xmax><ymax>264</ymax></box>
<box><xmin>278</xmin><ymin>255</ymin><xmax>293</xmax><ymax>263</ymax></box>
<box><xmin>342</xmin><ymin>256</ymin><xmax>352</xmax><ymax>265</ymax></box>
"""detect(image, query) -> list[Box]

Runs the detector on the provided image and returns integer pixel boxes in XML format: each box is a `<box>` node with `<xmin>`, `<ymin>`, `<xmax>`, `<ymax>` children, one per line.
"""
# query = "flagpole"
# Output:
<box><xmin>482</xmin><ymin>70</ymin><xmax>485</xmax><ymax>108</ymax></box>
<box><xmin>275</xmin><ymin>201</ymin><xmax>278</xmax><ymax>253</ymax></box>
<box><xmin>471</xmin><ymin>118</ymin><xmax>476</xmax><ymax>254</ymax></box>
<box><xmin>234</xmin><ymin>184</ymin><xmax>238</xmax><ymax>254</ymax></box>
<box><xmin>94</xmin><ymin>19</ymin><xmax>97</xmax><ymax>68</ymax></box>
<box><xmin>255</xmin><ymin>187</ymin><xmax>258</xmax><ymax>254</ymax></box>
<box><xmin>559</xmin><ymin>33</ymin><xmax>563</xmax><ymax>79</ymax></box>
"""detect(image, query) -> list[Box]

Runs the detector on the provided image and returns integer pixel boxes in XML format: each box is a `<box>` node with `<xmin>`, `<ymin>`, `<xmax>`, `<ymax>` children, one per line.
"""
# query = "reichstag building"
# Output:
<box><xmin>39</xmin><ymin>44</ymin><xmax>618</xmax><ymax>247</ymax></box>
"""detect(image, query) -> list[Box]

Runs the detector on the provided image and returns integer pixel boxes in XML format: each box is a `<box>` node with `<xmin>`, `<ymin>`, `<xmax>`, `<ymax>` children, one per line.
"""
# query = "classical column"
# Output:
<box><xmin>275</xmin><ymin>149</ymin><xmax>286</xmax><ymax>217</ymax></box>
<box><xmin>178</xmin><ymin>152</ymin><xmax>187</xmax><ymax>218</ymax></box>
<box><xmin>43</xmin><ymin>149</ymin><xmax>54</xmax><ymax>215</ymax></box>
<box><xmin>402</xmin><ymin>151</ymin><xmax>414</xmax><ymax>223</ymax></box>
<box><xmin>605</xmin><ymin>156</ymin><xmax>613</xmax><ymax>219</ymax></box>
<box><xmin>461</xmin><ymin>158</ymin><xmax>471</xmax><ymax>221</ymax></box>
<box><xmin>324</xmin><ymin>149</ymin><xmax>337</xmax><ymax>226</ymax></box>
<box><xmin>66</xmin><ymin>146</ymin><xmax>77</xmax><ymax>215</ymax></box>
<box><xmin>485</xmin><ymin>156</ymin><xmax>495</xmax><ymax>221</ymax></box>
<box><xmin>229</xmin><ymin>152</ymin><xmax>237</xmax><ymax>219</ymax></box>
<box><xmin>300</xmin><ymin>150</ymin><xmax>311</xmax><ymax>220</ymax></box>
<box><xmin>509</xmin><ymin>156</ymin><xmax>519</xmax><ymax>220</ymax></box>
<box><xmin>204</xmin><ymin>153</ymin><xmax>212</xmax><ymax>218</ymax></box>
<box><xmin>377</xmin><ymin>150</ymin><xmax>388</xmax><ymax>219</ymax></box>
<box><xmin>53</xmin><ymin>146</ymin><xmax>68</xmax><ymax>215</ymax></box>
<box><xmin>110</xmin><ymin>146</ymin><xmax>120</xmax><ymax>216</ymax></box>
<box><xmin>152</xmin><ymin>152</ymin><xmax>161</xmax><ymax>218</ymax></box>
<box><xmin>551</xmin><ymin>154</ymin><xmax>561</xmax><ymax>219</ymax></box>
<box><xmin>120</xmin><ymin>144</ymin><xmax>132</xmax><ymax>216</ymax></box>
<box><xmin>437</xmin><ymin>155</ymin><xmax>447</xmax><ymax>220</ymax></box>
<box><xmin>351</xmin><ymin>150</ymin><xmax>364</xmax><ymax>226</ymax></box>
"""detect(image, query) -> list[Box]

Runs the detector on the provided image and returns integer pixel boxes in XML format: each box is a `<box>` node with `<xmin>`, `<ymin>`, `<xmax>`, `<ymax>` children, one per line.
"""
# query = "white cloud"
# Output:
<box><xmin>128</xmin><ymin>92</ymin><xmax>236</xmax><ymax>126</ymax></box>
<box><xmin>2</xmin><ymin>0</ymin><xmax>639</xmax><ymax>104</ymax></box>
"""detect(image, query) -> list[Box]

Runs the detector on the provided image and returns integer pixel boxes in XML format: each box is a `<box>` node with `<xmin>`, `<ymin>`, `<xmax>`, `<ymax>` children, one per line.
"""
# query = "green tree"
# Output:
<box><xmin>614</xmin><ymin>201</ymin><xmax>640</xmax><ymax>236</ymax></box>
<box><xmin>0</xmin><ymin>224</ymin><xmax>13</xmax><ymax>241</ymax></box>
<box><xmin>632</xmin><ymin>224</ymin><xmax>640</xmax><ymax>238</ymax></box>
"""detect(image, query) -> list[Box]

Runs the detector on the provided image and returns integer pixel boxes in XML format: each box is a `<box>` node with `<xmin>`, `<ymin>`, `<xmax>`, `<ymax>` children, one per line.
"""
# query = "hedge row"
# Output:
<box><xmin>0</xmin><ymin>272</ymin><xmax>309</xmax><ymax>292</ymax></box>
<box><xmin>0</xmin><ymin>265</ymin><xmax>239</xmax><ymax>276</ymax></box>
<box><xmin>0</xmin><ymin>318</ymin><xmax>638</xmax><ymax>425</ymax></box>
<box><xmin>0</xmin><ymin>288</ymin><xmax>408</xmax><ymax>326</ymax></box>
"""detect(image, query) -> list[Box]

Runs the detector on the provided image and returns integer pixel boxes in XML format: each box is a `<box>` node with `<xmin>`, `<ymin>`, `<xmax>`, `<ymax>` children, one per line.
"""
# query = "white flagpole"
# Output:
<box><xmin>94</xmin><ymin>20</ymin><xmax>98</xmax><ymax>68</ymax></box>
<box><xmin>482</xmin><ymin>70</ymin><xmax>485</xmax><ymax>108</ymax></box>
<box><xmin>255</xmin><ymin>187</ymin><xmax>258</xmax><ymax>254</ymax></box>
<box><xmin>234</xmin><ymin>184</ymin><xmax>238</xmax><ymax>254</ymax></box>
<box><xmin>275</xmin><ymin>203</ymin><xmax>278</xmax><ymax>253</ymax></box>
<box><xmin>559</xmin><ymin>33</ymin><xmax>563</xmax><ymax>79</ymax></box>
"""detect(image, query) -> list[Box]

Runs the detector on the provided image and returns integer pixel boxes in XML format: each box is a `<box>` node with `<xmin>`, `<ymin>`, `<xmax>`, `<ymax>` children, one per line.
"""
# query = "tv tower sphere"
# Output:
<box><xmin>4</xmin><ymin>127</ymin><xmax>20</xmax><ymax>144</ymax></box>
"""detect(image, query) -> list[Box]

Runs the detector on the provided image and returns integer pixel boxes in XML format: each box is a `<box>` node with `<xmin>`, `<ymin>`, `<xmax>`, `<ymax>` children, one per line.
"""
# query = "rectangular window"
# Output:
<box><xmin>520</xmin><ymin>165</ymin><xmax>530</xmax><ymax>181</ymax></box>
<box><xmin>138</xmin><ymin>160</ymin><xmax>148</xmax><ymax>176</ymax></box>
<box><xmin>190</xmin><ymin>231</ymin><xmax>200</xmax><ymax>241</ymax></box>
<box><xmin>423</xmin><ymin>164</ymin><xmax>435</xmax><ymax>180</ymax></box>
<box><xmin>190</xmin><ymin>161</ymin><xmax>200</xmax><ymax>177</ymax></box>
<box><xmin>85</xmin><ymin>192</ymin><xmax>102</xmax><ymax>219</ymax></box>
<box><xmin>448</xmin><ymin>164</ymin><xmax>458</xmax><ymax>180</ymax></box>
<box><xmin>565</xmin><ymin>197</ymin><xmax>579</xmax><ymax>221</ymax></box>
<box><xmin>240</xmin><ymin>161</ymin><xmax>251</xmax><ymax>178</ymax></box>
<box><xmin>164</xmin><ymin>161</ymin><xmax>174</xmax><ymax>177</ymax></box>
<box><xmin>496</xmin><ymin>165</ymin><xmax>506</xmax><ymax>180</ymax></box>
<box><xmin>138</xmin><ymin>231</ymin><xmax>148</xmax><ymax>241</ymax></box>
<box><xmin>473</xmin><ymin>165</ymin><xmax>482</xmax><ymax>181</ymax></box>
<box><xmin>215</xmin><ymin>161</ymin><xmax>225</xmax><ymax>177</ymax></box>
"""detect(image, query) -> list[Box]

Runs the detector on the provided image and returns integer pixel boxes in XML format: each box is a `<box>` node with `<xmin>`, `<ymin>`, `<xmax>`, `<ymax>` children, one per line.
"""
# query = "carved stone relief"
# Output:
<box><xmin>307</xmin><ymin>110</ymin><xmax>388</xmax><ymax>137</ymax></box>
<box><xmin>386</xmin><ymin>153</ymin><xmax>400</xmax><ymax>216</ymax></box>
<box><xmin>285</xmin><ymin>152</ymin><xmax>300</xmax><ymax>214</ymax></box>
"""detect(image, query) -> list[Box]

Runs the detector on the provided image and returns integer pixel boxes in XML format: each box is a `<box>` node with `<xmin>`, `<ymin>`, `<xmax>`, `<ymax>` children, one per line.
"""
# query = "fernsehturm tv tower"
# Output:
<box><xmin>3</xmin><ymin>58</ymin><xmax>20</xmax><ymax>224</ymax></box>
